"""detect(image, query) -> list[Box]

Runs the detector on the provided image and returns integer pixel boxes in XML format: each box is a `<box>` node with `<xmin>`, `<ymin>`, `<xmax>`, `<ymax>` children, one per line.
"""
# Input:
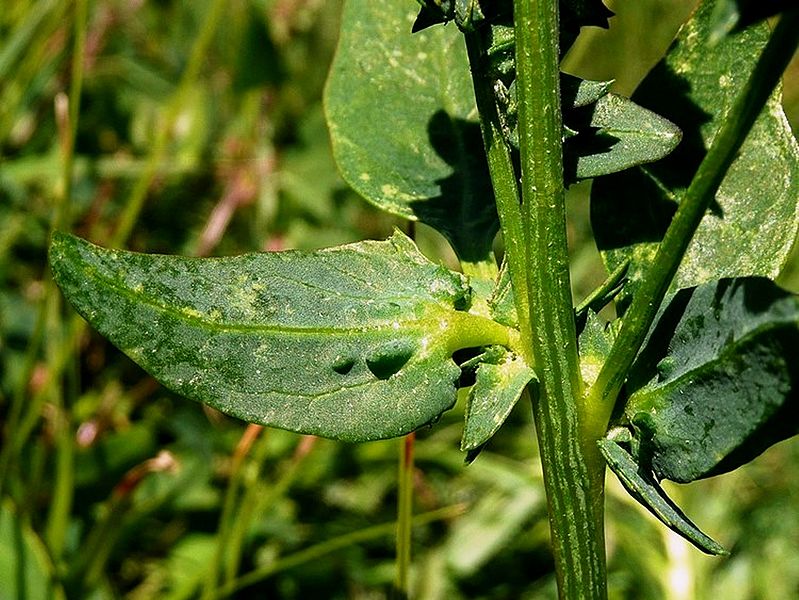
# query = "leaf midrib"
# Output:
<box><xmin>81</xmin><ymin>262</ymin><xmax>440</xmax><ymax>338</ymax></box>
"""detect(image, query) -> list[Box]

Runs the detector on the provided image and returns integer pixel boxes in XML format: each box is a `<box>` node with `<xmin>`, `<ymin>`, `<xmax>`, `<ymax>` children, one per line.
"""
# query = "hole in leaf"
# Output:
<box><xmin>453</xmin><ymin>347</ymin><xmax>484</xmax><ymax>387</ymax></box>
<box><xmin>366</xmin><ymin>343</ymin><xmax>414</xmax><ymax>380</ymax></box>
<box><xmin>332</xmin><ymin>357</ymin><xmax>356</xmax><ymax>375</ymax></box>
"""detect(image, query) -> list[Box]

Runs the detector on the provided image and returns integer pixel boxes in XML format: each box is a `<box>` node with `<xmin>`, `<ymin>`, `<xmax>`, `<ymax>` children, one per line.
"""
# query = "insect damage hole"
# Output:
<box><xmin>332</xmin><ymin>357</ymin><xmax>357</xmax><ymax>375</ymax></box>
<box><xmin>366</xmin><ymin>343</ymin><xmax>414</xmax><ymax>380</ymax></box>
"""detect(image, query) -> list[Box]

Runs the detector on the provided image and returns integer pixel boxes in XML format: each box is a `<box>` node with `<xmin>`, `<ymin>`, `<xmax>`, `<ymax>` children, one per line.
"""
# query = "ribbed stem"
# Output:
<box><xmin>513</xmin><ymin>0</ymin><xmax>607</xmax><ymax>597</ymax></box>
<box><xmin>464</xmin><ymin>32</ymin><xmax>534</xmax><ymax>364</ymax></box>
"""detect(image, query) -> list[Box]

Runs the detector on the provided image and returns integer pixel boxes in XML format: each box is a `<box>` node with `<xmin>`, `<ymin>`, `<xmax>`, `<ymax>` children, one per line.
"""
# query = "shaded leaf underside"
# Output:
<box><xmin>626</xmin><ymin>277</ymin><xmax>799</xmax><ymax>483</ymax></box>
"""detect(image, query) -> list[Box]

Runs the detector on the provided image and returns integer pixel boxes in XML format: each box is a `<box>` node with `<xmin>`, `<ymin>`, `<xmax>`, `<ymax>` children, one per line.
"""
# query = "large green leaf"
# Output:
<box><xmin>601</xmin><ymin>276</ymin><xmax>799</xmax><ymax>554</ymax></box>
<box><xmin>624</xmin><ymin>277</ymin><xmax>799</xmax><ymax>484</ymax></box>
<box><xmin>326</xmin><ymin>0</ymin><xmax>673</xmax><ymax>260</ymax></box>
<box><xmin>325</xmin><ymin>0</ymin><xmax>497</xmax><ymax>264</ymax></box>
<box><xmin>591</xmin><ymin>0</ymin><xmax>799</xmax><ymax>310</ymax></box>
<box><xmin>49</xmin><ymin>231</ymin><xmax>516</xmax><ymax>442</ymax></box>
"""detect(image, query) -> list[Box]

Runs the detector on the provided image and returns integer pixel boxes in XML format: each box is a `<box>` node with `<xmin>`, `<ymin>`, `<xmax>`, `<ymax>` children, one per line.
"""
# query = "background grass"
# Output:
<box><xmin>1</xmin><ymin>0</ymin><xmax>798</xmax><ymax>598</ymax></box>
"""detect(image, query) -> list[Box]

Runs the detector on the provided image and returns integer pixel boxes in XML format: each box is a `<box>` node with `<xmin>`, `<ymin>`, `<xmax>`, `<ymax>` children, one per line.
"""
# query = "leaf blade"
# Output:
<box><xmin>461</xmin><ymin>347</ymin><xmax>535</xmax><ymax>453</ymax></box>
<box><xmin>626</xmin><ymin>277</ymin><xmax>799</xmax><ymax>483</ymax></box>
<box><xmin>325</xmin><ymin>0</ymin><xmax>497</xmax><ymax>264</ymax></box>
<box><xmin>598</xmin><ymin>438</ymin><xmax>728</xmax><ymax>556</ymax></box>
<box><xmin>567</xmin><ymin>92</ymin><xmax>682</xmax><ymax>181</ymax></box>
<box><xmin>591</xmin><ymin>0</ymin><xmax>799</xmax><ymax>309</ymax></box>
<box><xmin>49</xmin><ymin>232</ymin><xmax>509</xmax><ymax>442</ymax></box>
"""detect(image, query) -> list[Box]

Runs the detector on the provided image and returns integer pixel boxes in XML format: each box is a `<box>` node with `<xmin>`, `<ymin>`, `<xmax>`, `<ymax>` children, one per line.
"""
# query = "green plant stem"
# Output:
<box><xmin>513</xmin><ymin>0</ymin><xmax>606</xmax><ymax>597</ymax></box>
<box><xmin>0</xmin><ymin>295</ymin><xmax>47</xmax><ymax>499</ymax></box>
<box><xmin>205</xmin><ymin>432</ymin><xmax>317</xmax><ymax>598</ymax></box>
<box><xmin>51</xmin><ymin>0</ymin><xmax>87</xmax><ymax>234</ymax></box>
<box><xmin>587</xmin><ymin>9</ymin><xmax>799</xmax><ymax>435</ymax></box>
<box><xmin>43</xmin><ymin>295</ymin><xmax>72</xmax><ymax>558</ymax></box>
<box><xmin>77</xmin><ymin>497</ymin><xmax>129</xmax><ymax>590</ymax></box>
<box><xmin>394</xmin><ymin>432</ymin><xmax>415</xmax><ymax>597</ymax></box>
<box><xmin>203</xmin><ymin>427</ymin><xmax>269</xmax><ymax>598</ymax></box>
<box><xmin>0</xmin><ymin>0</ymin><xmax>65</xmax><ymax>143</ymax></box>
<box><xmin>464</xmin><ymin>31</ymin><xmax>533</xmax><ymax>365</ymax></box>
<box><xmin>217</xmin><ymin>504</ymin><xmax>466</xmax><ymax>598</ymax></box>
<box><xmin>221</xmin><ymin>431</ymin><xmax>274</xmax><ymax>585</ymax></box>
<box><xmin>0</xmin><ymin>4</ymin><xmax>79</xmax><ymax>497</ymax></box>
<box><xmin>0</xmin><ymin>0</ymin><xmax>78</xmax><ymax>503</ymax></box>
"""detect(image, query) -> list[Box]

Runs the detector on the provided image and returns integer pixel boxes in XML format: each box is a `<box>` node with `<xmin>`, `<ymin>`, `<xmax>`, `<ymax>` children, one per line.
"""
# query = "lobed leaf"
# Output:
<box><xmin>461</xmin><ymin>346</ymin><xmax>535</xmax><ymax>454</ymax></box>
<box><xmin>412</xmin><ymin>0</ymin><xmax>511</xmax><ymax>32</ymax></box>
<box><xmin>410</xmin><ymin>0</ymin><xmax>612</xmax><ymax>50</ymax></box>
<box><xmin>49</xmin><ymin>231</ymin><xmax>516</xmax><ymax>442</ymax></box>
<box><xmin>325</xmin><ymin>0</ymin><xmax>497</xmax><ymax>264</ymax></box>
<box><xmin>497</xmin><ymin>73</ymin><xmax>681</xmax><ymax>182</ymax></box>
<box><xmin>625</xmin><ymin>277</ymin><xmax>799</xmax><ymax>483</ymax></box>
<box><xmin>565</xmin><ymin>92</ymin><xmax>682</xmax><ymax>181</ymax></box>
<box><xmin>591</xmin><ymin>0</ymin><xmax>799</xmax><ymax>311</ymax></box>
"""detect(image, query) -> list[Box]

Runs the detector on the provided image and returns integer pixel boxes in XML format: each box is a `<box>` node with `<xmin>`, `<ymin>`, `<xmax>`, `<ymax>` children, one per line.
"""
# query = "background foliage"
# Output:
<box><xmin>1</xmin><ymin>0</ymin><xmax>798</xmax><ymax>597</ymax></box>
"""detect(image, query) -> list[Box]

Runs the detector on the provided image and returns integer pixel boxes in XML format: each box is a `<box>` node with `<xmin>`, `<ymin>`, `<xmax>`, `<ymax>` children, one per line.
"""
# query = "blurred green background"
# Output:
<box><xmin>1</xmin><ymin>1</ymin><xmax>798</xmax><ymax>598</ymax></box>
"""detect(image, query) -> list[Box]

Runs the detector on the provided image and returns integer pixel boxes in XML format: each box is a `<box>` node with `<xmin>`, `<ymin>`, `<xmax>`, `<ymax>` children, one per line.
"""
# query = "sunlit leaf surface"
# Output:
<box><xmin>591</xmin><ymin>0</ymin><xmax>799</xmax><ymax>310</ymax></box>
<box><xmin>50</xmin><ymin>231</ymin><xmax>514</xmax><ymax>441</ymax></box>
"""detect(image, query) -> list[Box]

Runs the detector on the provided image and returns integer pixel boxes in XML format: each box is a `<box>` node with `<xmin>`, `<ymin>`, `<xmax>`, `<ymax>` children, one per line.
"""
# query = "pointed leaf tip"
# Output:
<box><xmin>599</xmin><ymin>438</ymin><xmax>728</xmax><ymax>556</ymax></box>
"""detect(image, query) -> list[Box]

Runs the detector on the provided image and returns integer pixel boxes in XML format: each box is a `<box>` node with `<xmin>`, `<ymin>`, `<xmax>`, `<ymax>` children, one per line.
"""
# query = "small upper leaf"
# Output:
<box><xmin>565</xmin><ymin>92</ymin><xmax>682</xmax><ymax>181</ymax></box>
<box><xmin>326</xmin><ymin>0</ymin><xmax>498</xmax><ymax>264</ymax></box>
<box><xmin>578</xmin><ymin>310</ymin><xmax>614</xmax><ymax>390</ymax></box>
<box><xmin>496</xmin><ymin>73</ymin><xmax>681</xmax><ymax>182</ymax></box>
<box><xmin>591</xmin><ymin>0</ymin><xmax>799</xmax><ymax>311</ymax></box>
<box><xmin>412</xmin><ymin>0</ymin><xmax>512</xmax><ymax>32</ymax></box>
<box><xmin>49</xmin><ymin>232</ymin><xmax>514</xmax><ymax>442</ymax></box>
<box><xmin>461</xmin><ymin>346</ymin><xmax>535</xmax><ymax>454</ymax></box>
<box><xmin>487</xmin><ymin>259</ymin><xmax>517</xmax><ymax>329</ymax></box>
